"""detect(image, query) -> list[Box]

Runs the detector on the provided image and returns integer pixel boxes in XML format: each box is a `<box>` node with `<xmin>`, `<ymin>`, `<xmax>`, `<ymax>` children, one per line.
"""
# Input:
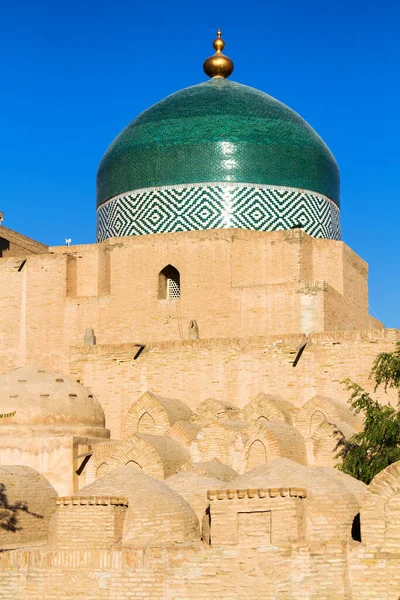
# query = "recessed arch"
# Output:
<box><xmin>107</xmin><ymin>435</ymin><xmax>164</xmax><ymax>480</ymax></box>
<box><xmin>244</xmin><ymin>421</ymin><xmax>307</xmax><ymax>467</ymax></box>
<box><xmin>295</xmin><ymin>396</ymin><xmax>341</xmax><ymax>437</ymax></box>
<box><xmin>361</xmin><ymin>461</ymin><xmax>400</xmax><ymax>549</ymax></box>
<box><xmin>310</xmin><ymin>410</ymin><xmax>326</xmax><ymax>435</ymax></box>
<box><xmin>241</xmin><ymin>393</ymin><xmax>292</xmax><ymax>425</ymax></box>
<box><xmin>158</xmin><ymin>264</ymin><xmax>180</xmax><ymax>300</ymax></box>
<box><xmin>247</xmin><ymin>439</ymin><xmax>267</xmax><ymax>470</ymax></box>
<box><xmin>125</xmin><ymin>460</ymin><xmax>143</xmax><ymax>472</ymax></box>
<box><xmin>124</xmin><ymin>391</ymin><xmax>192</xmax><ymax>438</ymax></box>
<box><xmin>96</xmin><ymin>462</ymin><xmax>108</xmax><ymax>478</ymax></box>
<box><xmin>137</xmin><ymin>411</ymin><xmax>155</xmax><ymax>434</ymax></box>
<box><xmin>311</xmin><ymin>420</ymin><xmax>340</xmax><ymax>467</ymax></box>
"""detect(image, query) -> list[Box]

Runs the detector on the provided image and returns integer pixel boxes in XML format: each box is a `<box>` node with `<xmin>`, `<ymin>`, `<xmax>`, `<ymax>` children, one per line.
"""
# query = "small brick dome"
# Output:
<box><xmin>76</xmin><ymin>465</ymin><xmax>200</xmax><ymax>547</ymax></box>
<box><xmin>0</xmin><ymin>366</ymin><xmax>107</xmax><ymax>436</ymax></box>
<box><xmin>235</xmin><ymin>458</ymin><xmax>366</xmax><ymax>543</ymax></box>
<box><xmin>0</xmin><ymin>466</ymin><xmax>57</xmax><ymax>547</ymax></box>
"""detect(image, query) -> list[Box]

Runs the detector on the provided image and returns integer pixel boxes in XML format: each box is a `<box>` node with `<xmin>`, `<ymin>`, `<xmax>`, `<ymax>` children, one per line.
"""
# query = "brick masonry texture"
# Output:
<box><xmin>0</xmin><ymin>229</ymin><xmax>382</xmax><ymax>376</ymax></box>
<box><xmin>69</xmin><ymin>329</ymin><xmax>399</xmax><ymax>439</ymax></box>
<box><xmin>0</xmin><ymin>227</ymin><xmax>400</xmax><ymax>599</ymax></box>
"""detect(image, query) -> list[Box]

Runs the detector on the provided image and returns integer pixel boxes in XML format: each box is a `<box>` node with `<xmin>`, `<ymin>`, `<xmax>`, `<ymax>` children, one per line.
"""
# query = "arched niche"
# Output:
<box><xmin>125</xmin><ymin>460</ymin><xmax>143</xmax><ymax>472</ymax></box>
<box><xmin>158</xmin><ymin>265</ymin><xmax>180</xmax><ymax>300</ymax></box>
<box><xmin>247</xmin><ymin>440</ymin><xmax>267</xmax><ymax>470</ymax></box>
<box><xmin>137</xmin><ymin>411</ymin><xmax>156</xmax><ymax>434</ymax></box>
<box><xmin>310</xmin><ymin>410</ymin><xmax>326</xmax><ymax>435</ymax></box>
<box><xmin>96</xmin><ymin>462</ymin><xmax>108</xmax><ymax>478</ymax></box>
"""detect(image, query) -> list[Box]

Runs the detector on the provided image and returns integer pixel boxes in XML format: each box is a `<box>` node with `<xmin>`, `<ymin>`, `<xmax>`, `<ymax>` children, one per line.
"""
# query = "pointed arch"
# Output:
<box><xmin>158</xmin><ymin>264</ymin><xmax>180</xmax><ymax>299</ymax></box>
<box><xmin>311</xmin><ymin>420</ymin><xmax>341</xmax><ymax>467</ymax></box>
<box><xmin>107</xmin><ymin>435</ymin><xmax>164</xmax><ymax>480</ymax></box>
<box><xmin>125</xmin><ymin>460</ymin><xmax>142</xmax><ymax>471</ymax></box>
<box><xmin>241</xmin><ymin>393</ymin><xmax>293</xmax><ymax>425</ymax></box>
<box><xmin>244</xmin><ymin>421</ymin><xmax>307</xmax><ymax>468</ymax></box>
<box><xmin>96</xmin><ymin>462</ymin><xmax>108</xmax><ymax>478</ymax></box>
<box><xmin>361</xmin><ymin>461</ymin><xmax>400</xmax><ymax>549</ymax></box>
<box><xmin>310</xmin><ymin>410</ymin><xmax>326</xmax><ymax>435</ymax></box>
<box><xmin>137</xmin><ymin>411</ymin><xmax>155</xmax><ymax>434</ymax></box>
<box><xmin>247</xmin><ymin>439</ymin><xmax>267</xmax><ymax>470</ymax></box>
<box><xmin>294</xmin><ymin>396</ymin><xmax>341</xmax><ymax>437</ymax></box>
<box><xmin>124</xmin><ymin>391</ymin><xmax>192</xmax><ymax>438</ymax></box>
<box><xmin>256</xmin><ymin>416</ymin><xmax>269</xmax><ymax>428</ymax></box>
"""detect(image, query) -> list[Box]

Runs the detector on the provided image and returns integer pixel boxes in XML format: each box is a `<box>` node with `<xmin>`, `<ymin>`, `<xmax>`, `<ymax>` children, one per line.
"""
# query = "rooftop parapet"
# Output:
<box><xmin>207</xmin><ymin>487</ymin><xmax>307</xmax><ymax>501</ymax></box>
<box><xmin>51</xmin><ymin>494</ymin><xmax>128</xmax><ymax>548</ymax></box>
<box><xmin>56</xmin><ymin>495</ymin><xmax>128</xmax><ymax>506</ymax></box>
<box><xmin>207</xmin><ymin>485</ymin><xmax>307</xmax><ymax>546</ymax></box>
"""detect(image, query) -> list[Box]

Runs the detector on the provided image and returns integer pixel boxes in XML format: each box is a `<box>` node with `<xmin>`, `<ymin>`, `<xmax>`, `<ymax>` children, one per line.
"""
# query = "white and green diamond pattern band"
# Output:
<box><xmin>96</xmin><ymin>183</ymin><xmax>341</xmax><ymax>242</ymax></box>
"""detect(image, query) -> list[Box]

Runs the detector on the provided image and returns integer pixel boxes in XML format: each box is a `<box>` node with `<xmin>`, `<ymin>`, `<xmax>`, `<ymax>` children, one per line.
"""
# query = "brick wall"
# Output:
<box><xmin>50</xmin><ymin>497</ymin><xmax>127</xmax><ymax>547</ymax></box>
<box><xmin>208</xmin><ymin>487</ymin><xmax>306</xmax><ymax>546</ymax></box>
<box><xmin>70</xmin><ymin>329</ymin><xmax>399</xmax><ymax>439</ymax></box>
<box><xmin>0</xmin><ymin>542</ymin><xmax>354</xmax><ymax>599</ymax></box>
<box><xmin>0</xmin><ymin>229</ymin><xmax>382</xmax><ymax>379</ymax></box>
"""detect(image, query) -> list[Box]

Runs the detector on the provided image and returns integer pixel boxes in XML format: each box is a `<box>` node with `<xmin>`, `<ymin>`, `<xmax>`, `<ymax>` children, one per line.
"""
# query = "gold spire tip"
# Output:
<box><xmin>203</xmin><ymin>28</ymin><xmax>234</xmax><ymax>79</ymax></box>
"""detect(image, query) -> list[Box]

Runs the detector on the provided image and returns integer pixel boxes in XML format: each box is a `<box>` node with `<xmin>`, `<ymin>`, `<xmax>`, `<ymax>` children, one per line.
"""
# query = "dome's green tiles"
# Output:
<box><xmin>97</xmin><ymin>78</ymin><xmax>340</xmax><ymax>207</ymax></box>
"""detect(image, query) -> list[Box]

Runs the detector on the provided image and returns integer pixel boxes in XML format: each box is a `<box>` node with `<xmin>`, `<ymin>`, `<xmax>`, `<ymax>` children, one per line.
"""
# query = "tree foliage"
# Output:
<box><xmin>336</xmin><ymin>343</ymin><xmax>400</xmax><ymax>484</ymax></box>
<box><xmin>371</xmin><ymin>343</ymin><xmax>400</xmax><ymax>391</ymax></box>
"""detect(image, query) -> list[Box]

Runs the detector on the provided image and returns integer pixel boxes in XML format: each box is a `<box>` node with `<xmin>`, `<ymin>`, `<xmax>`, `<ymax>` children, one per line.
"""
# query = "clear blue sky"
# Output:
<box><xmin>1</xmin><ymin>0</ymin><xmax>399</xmax><ymax>327</ymax></box>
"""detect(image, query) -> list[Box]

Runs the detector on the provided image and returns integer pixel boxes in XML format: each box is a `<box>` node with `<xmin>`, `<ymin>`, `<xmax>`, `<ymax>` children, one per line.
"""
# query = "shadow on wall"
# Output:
<box><xmin>0</xmin><ymin>483</ymin><xmax>43</xmax><ymax>533</ymax></box>
<box><xmin>0</xmin><ymin>237</ymin><xmax>9</xmax><ymax>257</ymax></box>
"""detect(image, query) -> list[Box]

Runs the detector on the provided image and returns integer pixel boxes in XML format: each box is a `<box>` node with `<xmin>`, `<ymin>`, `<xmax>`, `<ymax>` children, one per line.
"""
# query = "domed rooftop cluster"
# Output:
<box><xmin>96</xmin><ymin>31</ymin><xmax>340</xmax><ymax>242</ymax></box>
<box><xmin>90</xmin><ymin>390</ymin><xmax>361</xmax><ymax>484</ymax></box>
<box><xmin>0</xmin><ymin>373</ymin><xmax>368</xmax><ymax>552</ymax></box>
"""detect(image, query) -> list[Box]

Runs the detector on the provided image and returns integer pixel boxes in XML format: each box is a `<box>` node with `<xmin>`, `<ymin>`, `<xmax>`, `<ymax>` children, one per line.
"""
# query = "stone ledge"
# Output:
<box><xmin>69</xmin><ymin>328</ymin><xmax>399</xmax><ymax>357</ymax></box>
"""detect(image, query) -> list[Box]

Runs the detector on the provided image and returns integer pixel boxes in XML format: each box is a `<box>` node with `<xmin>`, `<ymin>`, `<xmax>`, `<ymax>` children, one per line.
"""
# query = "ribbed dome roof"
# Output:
<box><xmin>97</xmin><ymin>78</ymin><xmax>340</xmax><ymax>208</ymax></box>
<box><xmin>0</xmin><ymin>366</ymin><xmax>106</xmax><ymax>434</ymax></box>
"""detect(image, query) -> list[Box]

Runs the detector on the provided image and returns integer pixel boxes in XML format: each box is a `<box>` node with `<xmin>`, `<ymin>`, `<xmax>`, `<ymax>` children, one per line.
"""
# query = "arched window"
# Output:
<box><xmin>158</xmin><ymin>265</ymin><xmax>180</xmax><ymax>299</ymax></box>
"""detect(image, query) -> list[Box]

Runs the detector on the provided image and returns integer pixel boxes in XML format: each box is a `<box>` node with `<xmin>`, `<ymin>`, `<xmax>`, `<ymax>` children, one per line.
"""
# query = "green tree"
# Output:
<box><xmin>371</xmin><ymin>342</ymin><xmax>400</xmax><ymax>391</ymax></box>
<box><xmin>336</xmin><ymin>343</ymin><xmax>400</xmax><ymax>484</ymax></box>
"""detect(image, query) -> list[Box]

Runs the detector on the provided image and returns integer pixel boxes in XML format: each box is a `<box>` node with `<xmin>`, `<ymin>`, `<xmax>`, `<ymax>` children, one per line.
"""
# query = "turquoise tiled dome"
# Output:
<box><xmin>96</xmin><ymin>78</ymin><xmax>340</xmax><ymax>208</ymax></box>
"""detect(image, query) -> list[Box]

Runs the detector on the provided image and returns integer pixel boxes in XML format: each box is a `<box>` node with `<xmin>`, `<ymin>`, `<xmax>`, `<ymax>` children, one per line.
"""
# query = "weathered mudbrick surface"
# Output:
<box><xmin>0</xmin><ymin>227</ymin><xmax>398</xmax><ymax>598</ymax></box>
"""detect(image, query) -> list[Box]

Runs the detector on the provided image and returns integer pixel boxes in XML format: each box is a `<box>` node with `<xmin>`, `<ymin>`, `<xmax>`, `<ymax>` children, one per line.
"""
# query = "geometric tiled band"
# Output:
<box><xmin>96</xmin><ymin>182</ymin><xmax>341</xmax><ymax>242</ymax></box>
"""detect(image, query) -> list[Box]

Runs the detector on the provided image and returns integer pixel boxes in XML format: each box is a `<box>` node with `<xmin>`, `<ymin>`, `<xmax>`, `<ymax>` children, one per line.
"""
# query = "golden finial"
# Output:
<box><xmin>203</xmin><ymin>28</ymin><xmax>234</xmax><ymax>79</ymax></box>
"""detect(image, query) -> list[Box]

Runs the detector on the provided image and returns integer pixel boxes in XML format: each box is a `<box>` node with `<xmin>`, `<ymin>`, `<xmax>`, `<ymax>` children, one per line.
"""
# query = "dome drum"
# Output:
<box><xmin>97</xmin><ymin>182</ymin><xmax>340</xmax><ymax>241</ymax></box>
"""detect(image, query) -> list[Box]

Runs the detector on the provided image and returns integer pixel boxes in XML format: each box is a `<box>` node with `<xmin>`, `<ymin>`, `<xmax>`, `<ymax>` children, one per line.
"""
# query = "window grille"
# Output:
<box><xmin>167</xmin><ymin>274</ymin><xmax>180</xmax><ymax>299</ymax></box>
<box><xmin>158</xmin><ymin>264</ymin><xmax>181</xmax><ymax>300</ymax></box>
